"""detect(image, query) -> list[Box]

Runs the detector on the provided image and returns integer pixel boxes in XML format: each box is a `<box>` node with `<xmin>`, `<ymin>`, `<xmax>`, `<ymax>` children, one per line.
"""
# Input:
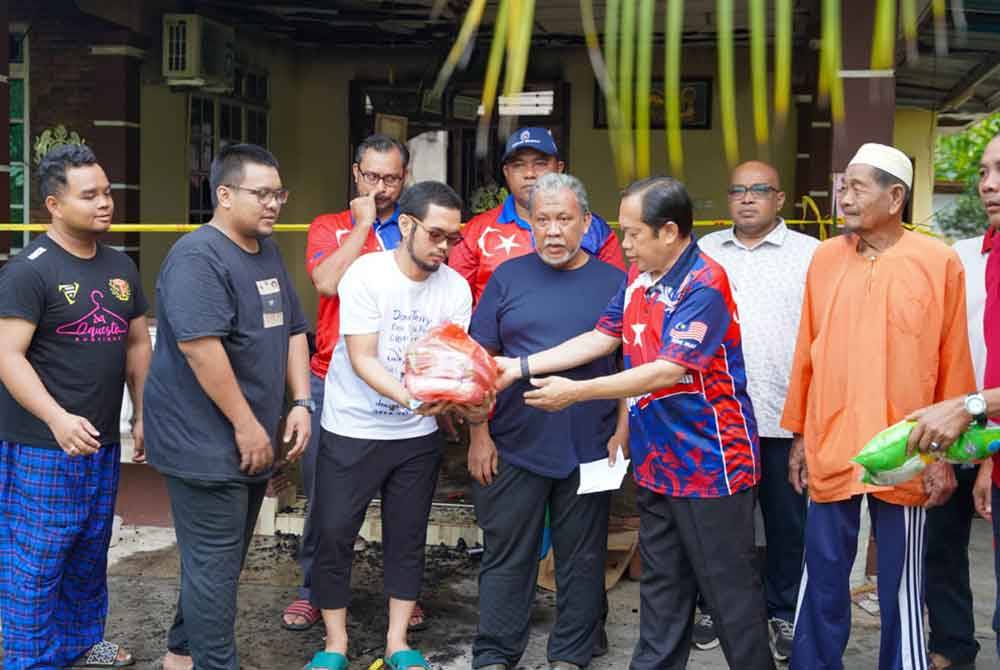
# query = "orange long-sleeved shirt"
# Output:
<box><xmin>781</xmin><ymin>230</ymin><xmax>975</xmax><ymax>507</ymax></box>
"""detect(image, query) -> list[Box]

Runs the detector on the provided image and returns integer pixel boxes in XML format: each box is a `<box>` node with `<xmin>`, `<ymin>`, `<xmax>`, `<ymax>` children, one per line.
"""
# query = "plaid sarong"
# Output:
<box><xmin>0</xmin><ymin>441</ymin><xmax>120</xmax><ymax>669</ymax></box>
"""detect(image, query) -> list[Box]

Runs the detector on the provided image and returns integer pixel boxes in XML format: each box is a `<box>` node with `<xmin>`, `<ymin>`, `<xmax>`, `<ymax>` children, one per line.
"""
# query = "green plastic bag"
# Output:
<box><xmin>853</xmin><ymin>421</ymin><xmax>1000</xmax><ymax>486</ymax></box>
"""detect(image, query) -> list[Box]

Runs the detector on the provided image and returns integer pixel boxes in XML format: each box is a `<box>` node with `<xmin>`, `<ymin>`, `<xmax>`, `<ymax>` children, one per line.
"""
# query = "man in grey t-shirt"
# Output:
<box><xmin>144</xmin><ymin>144</ymin><xmax>312</xmax><ymax>670</ymax></box>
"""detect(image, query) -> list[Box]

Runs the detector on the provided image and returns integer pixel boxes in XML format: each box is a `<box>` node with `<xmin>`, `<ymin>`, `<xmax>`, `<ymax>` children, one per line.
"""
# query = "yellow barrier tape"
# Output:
<box><xmin>0</xmin><ymin>220</ymin><xmax>833</xmax><ymax>233</ymax></box>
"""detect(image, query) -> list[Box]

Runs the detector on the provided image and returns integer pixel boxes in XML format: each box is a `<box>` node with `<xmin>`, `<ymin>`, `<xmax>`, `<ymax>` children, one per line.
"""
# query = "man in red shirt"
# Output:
<box><xmin>449</xmin><ymin>127</ymin><xmax>625</xmax><ymax>302</ymax></box>
<box><xmin>907</xmin><ymin>131</ymin><xmax>1000</xmax><ymax>665</ymax></box>
<box><xmin>282</xmin><ymin>134</ymin><xmax>410</xmax><ymax>631</ymax></box>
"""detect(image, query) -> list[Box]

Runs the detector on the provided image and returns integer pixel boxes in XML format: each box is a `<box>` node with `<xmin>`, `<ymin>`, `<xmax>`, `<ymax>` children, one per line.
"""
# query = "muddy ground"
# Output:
<box><xmin>3</xmin><ymin>518</ymin><xmax>1000</xmax><ymax>669</ymax></box>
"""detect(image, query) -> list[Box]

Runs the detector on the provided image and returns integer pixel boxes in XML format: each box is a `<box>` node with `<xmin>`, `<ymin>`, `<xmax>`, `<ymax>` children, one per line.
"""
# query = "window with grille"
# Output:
<box><xmin>9</xmin><ymin>30</ymin><xmax>28</xmax><ymax>227</ymax></box>
<box><xmin>187</xmin><ymin>69</ymin><xmax>269</xmax><ymax>224</ymax></box>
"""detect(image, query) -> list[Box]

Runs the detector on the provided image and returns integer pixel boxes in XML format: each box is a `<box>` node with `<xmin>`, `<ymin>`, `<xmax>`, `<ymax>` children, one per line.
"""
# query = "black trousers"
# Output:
<box><xmin>472</xmin><ymin>460</ymin><xmax>610</xmax><ymax>668</ymax></box>
<box><xmin>758</xmin><ymin>436</ymin><xmax>807</xmax><ymax>622</ymax></box>
<box><xmin>310</xmin><ymin>430</ymin><xmax>443</xmax><ymax>610</ymax></box>
<box><xmin>164</xmin><ymin>476</ymin><xmax>267</xmax><ymax>670</ymax></box>
<box><xmin>629</xmin><ymin>487</ymin><xmax>775</xmax><ymax>670</ymax></box>
<box><xmin>926</xmin><ymin>464</ymin><xmax>981</xmax><ymax>664</ymax></box>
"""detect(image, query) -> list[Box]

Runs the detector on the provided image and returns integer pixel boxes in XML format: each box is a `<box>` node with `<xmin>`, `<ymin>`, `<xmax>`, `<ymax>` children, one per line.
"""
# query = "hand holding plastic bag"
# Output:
<box><xmin>404</xmin><ymin>323</ymin><xmax>498</xmax><ymax>405</ymax></box>
<box><xmin>853</xmin><ymin>421</ymin><xmax>1000</xmax><ymax>486</ymax></box>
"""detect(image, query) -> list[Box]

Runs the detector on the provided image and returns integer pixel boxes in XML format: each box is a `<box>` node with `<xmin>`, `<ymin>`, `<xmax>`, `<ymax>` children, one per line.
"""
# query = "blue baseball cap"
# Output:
<box><xmin>502</xmin><ymin>127</ymin><xmax>560</xmax><ymax>163</ymax></box>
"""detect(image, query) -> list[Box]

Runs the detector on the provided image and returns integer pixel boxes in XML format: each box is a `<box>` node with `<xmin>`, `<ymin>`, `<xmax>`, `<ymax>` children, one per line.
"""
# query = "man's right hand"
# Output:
<box><xmin>350</xmin><ymin>193</ymin><xmax>377</xmax><ymax>228</ymax></box>
<box><xmin>49</xmin><ymin>411</ymin><xmax>101</xmax><ymax>457</ymax></box>
<box><xmin>789</xmin><ymin>434</ymin><xmax>809</xmax><ymax>495</ymax></box>
<box><xmin>235</xmin><ymin>420</ymin><xmax>274</xmax><ymax>475</ymax></box>
<box><xmin>468</xmin><ymin>431</ymin><xmax>499</xmax><ymax>486</ymax></box>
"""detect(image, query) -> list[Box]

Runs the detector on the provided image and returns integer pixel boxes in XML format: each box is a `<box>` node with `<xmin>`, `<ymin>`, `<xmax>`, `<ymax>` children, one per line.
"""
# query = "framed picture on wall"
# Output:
<box><xmin>375</xmin><ymin>113</ymin><xmax>409</xmax><ymax>142</ymax></box>
<box><xmin>594</xmin><ymin>78</ymin><xmax>712</xmax><ymax>130</ymax></box>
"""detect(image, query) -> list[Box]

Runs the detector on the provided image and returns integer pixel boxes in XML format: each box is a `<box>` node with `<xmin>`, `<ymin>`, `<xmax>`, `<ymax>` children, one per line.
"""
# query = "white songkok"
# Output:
<box><xmin>847</xmin><ymin>143</ymin><xmax>913</xmax><ymax>189</ymax></box>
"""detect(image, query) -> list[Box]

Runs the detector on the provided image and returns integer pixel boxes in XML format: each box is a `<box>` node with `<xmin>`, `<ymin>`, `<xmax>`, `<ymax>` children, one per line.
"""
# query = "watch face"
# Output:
<box><xmin>967</xmin><ymin>395</ymin><xmax>987</xmax><ymax>415</ymax></box>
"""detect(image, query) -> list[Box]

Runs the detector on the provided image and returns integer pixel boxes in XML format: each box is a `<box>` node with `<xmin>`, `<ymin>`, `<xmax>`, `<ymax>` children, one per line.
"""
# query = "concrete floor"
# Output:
<box><xmin>1</xmin><ymin>518</ymin><xmax>999</xmax><ymax>669</ymax></box>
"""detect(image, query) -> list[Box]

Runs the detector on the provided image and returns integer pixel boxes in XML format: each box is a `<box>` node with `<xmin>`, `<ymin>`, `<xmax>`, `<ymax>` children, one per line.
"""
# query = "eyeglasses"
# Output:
<box><xmin>226</xmin><ymin>184</ymin><xmax>290</xmax><ymax>205</ymax></box>
<box><xmin>727</xmin><ymin>183</ymin><xmax>778</xmax><ymax>200</ymax></box>
<box><xmin>357</xmin><ymin>169</ymin><xmax>404</xmax><ymax>188</ymax></box>
<box><xmin>409</xmin><ymin>216</ymin><xmax>464</xmax><ymax>246</ymax></box>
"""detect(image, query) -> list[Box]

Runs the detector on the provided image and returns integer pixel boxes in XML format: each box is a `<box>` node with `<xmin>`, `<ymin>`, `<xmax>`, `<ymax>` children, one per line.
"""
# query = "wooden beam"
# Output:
<box><xmin>942</xmin><ymin>53</ymin><xmax>1000</xmax><ymax>110</ymax></box>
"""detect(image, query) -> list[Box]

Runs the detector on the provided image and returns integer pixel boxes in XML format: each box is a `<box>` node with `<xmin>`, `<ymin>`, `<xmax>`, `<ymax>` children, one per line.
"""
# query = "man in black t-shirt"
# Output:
<box><xmin>143</xmin><ymin>144</ymin><xmax>311</xmax><ymax>670</ymax></box>
<box><xmin>468</xmin><ymin>172</ymin><xmax>627</xmax><ymax>670</ymax></box>
<box><xmin>0</xmin><ymin>144</ymin><xmax>152</xmax><ymax>669</ymax></box>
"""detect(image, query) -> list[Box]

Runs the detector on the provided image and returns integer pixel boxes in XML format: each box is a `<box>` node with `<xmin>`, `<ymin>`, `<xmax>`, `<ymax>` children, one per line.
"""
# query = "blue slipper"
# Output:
<box><xmin>385</xmin><ymin>649</ymin><xmax>430</xmax><ymax>669</ymax></box>
<box><xmin>303</xmin><ymin>650</ymin><xmax>349</xmax><ymax>670</ymax></box>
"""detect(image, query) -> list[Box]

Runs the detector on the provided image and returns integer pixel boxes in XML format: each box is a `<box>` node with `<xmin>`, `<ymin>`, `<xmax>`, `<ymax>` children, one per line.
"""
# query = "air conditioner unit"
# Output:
<box><xmin>162</xmin><ymin>14</ymin><xmax>235</xmax><ymax>93</ymax></box>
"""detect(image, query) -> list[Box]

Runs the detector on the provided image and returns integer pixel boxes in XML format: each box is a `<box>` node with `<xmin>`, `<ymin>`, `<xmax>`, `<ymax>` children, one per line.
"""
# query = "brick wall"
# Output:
<box><xmin>10</xmin><ymin>0</ymin><xmax>144</xmax><ymax>262</ymax></box>
<box><xmin>1</xmin><ymin>0</ymin><xmax>9</xmax><ymax>254</ymax></box>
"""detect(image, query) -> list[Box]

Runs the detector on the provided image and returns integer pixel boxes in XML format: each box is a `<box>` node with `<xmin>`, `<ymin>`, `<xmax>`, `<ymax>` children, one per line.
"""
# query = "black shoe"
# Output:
<box><xmin>592</xmin><ymin>626</ymin><xmax>609</xmax><ymax>657</ymax></box>
<box><xmin>769</xmin><ymin>617</ymin><xmax>794</xmax><ymax>662</ymax></box>
<box><xmin>692</xmin><ymin>612</ymin><xmax>719</xmax><ymax>650</ymax></box>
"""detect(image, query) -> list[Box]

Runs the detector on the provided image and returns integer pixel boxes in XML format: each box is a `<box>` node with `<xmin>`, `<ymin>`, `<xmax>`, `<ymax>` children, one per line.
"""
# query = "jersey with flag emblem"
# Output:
<box><xmin>449</xmin><ymin>195</ymin><xmax>625</xmax><ymax>303</ymax></box>
<box><xmin>596</xmin><ymin>241</ymin><xmax>759</xmax><ymax>498</ymax></box>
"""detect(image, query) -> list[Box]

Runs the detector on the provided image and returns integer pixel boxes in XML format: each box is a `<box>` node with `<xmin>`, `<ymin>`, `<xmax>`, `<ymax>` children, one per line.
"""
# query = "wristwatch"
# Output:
<box><xmin>965</xmin><ymin>392</ymin><xmax>988</xmax><ymax>427</ymax></box>
<box><xmin>291</xmin><ymin>398</ymin><xmax>316</xmax><ymax>414</ymax></box>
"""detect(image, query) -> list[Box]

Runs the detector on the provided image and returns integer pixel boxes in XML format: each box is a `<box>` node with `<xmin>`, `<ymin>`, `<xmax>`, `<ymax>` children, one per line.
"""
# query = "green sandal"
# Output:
<box><xmin>304</xmin><ymin>651</ymin><xmax>350</xmax><ymax>670</ymax></box>
<box><xmin>384</xmin><ymin>649</ymin><xmax>430</xmax><ymax>669</ymax></box>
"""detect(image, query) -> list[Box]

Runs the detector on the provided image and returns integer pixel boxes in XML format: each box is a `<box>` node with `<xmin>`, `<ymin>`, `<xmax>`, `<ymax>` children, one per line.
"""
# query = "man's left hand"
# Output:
<box><xmin>524</xmin><ymin>376</ymin><xmax>580</xmax><ymax>412</ymax></box>
<box><xmin>131</xmin><ymin>417</ymin><xmax>145</xmax><ymax>464</ymax></box>
<box><xmin>283</xmin><ymin>406</ymin><xmax>312</xmax><ymax>462</ymax></box>
<box><xmin>906</xmin><ymin>397</ymin><xmax>970</xmax><ymax>454</ymax></box>
<box><xmin>922</xmin><ymin>461</ymin><xmax>958</xmax><ymax>509</ymax></box>
<box><xmin>607</xmin><ymin>425</ymin><xmax>630</xmax><ymax>465</ymax></box>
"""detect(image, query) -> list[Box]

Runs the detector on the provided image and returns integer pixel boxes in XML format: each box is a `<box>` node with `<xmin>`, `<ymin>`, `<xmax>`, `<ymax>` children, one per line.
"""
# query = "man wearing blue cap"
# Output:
<box><xmin>450</xmin><ymin>127</ymin><xmax>625</xmax><ymax>303</ymax></box>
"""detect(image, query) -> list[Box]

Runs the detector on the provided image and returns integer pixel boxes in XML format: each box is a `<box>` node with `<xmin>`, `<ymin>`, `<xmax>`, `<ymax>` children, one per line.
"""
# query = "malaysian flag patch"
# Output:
<box><xmin>669</xmin><ymin>321</ymin><xmax>708</xmax><ymax>344</ymax></box>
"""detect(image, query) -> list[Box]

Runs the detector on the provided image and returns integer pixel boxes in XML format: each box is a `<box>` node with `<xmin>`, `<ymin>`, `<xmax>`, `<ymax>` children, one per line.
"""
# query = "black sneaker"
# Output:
<box><xmin>769</xmin><ymin>617</ymin><xmax>794</xmax><ymax>662</ymax></box>
<box><xmin>692</xmin><ymin>612</ymin><xmax>719</xmax><ymax>650</ymax></box>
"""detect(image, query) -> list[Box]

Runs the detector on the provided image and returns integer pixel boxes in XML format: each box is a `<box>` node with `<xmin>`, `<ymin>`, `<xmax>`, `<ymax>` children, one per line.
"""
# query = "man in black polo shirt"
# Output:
<box><xmin>468</xmin><ymin>172</ymin><xmax>627</xmax><ymax>670</ymax></box>
<box><xmin>144</xmin><ymin>144</ymin><xmax>312</xmax><ymax>670</ymax></box>
<box><xmin>0</xmin><ymin>144</ymin><xmax>151</xmax><ymax>669</ymax></box>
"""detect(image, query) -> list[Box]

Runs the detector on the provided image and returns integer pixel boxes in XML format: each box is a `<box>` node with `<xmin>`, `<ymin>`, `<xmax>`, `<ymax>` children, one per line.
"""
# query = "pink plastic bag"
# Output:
<box><xmin>404</xmin><ymin>323</ymin><xmax>498</xmax><ymax>404</ymax></box>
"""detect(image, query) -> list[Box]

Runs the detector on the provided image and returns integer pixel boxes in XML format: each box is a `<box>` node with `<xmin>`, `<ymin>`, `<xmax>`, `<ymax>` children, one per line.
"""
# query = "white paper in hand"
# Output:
<box><xmin>577</xmin><ymin>447</ymin><xmax>630</xmax><ymax>495</ymax></box>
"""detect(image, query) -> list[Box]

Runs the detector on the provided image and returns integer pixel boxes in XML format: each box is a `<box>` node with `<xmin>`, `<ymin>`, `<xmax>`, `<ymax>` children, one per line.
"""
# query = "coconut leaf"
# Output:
<box><xmin>665</xmin><ymin>0</ymin><xmax>684</xmax><ymax>177</ymax></box>
<box><xmin>749</xmin><ymin>0</ymin><xmax>768</xmax><ymax>150</ymax></box>
<box><xmin>774</xmin><ymin>0</ymin><xmax>793</xmax><ymax>129</ymax></box>
<box><xmin>901</xmin><ymin>0</ymin><xmax>919</xmax><ymax>62</ymax></box>
<box><xmin>431</xmin><ymin>0</ymin><xmax>488</xmax><ymax>98</ymax></box>
<box><xmin>716</xmin><ymin>0</ymin><xmax>739</xmax><ymax>168</ymax></box>
<box><xmin>871</xmin><ymin>0</ymin><xmax>896</xmax><ymax>70</ymax></box>
<box><xmin>818</xmin><ymin>0</ymin><xmax>844</xmax><ymax>122</ymax></box>
<box><xmin>581</xmin><ymin>0</ymin><xmax>630</xmax><ymax>184</ymax></box>
<box><xmin>933</xmin><ymin>0</ymin><xmax>948</xmax><ymax>56</ymax></box>
<box><xmin>619</xmin><ymin>0</ymin><xmax>637</xmax><ymax>178</ymax></box>
<box><xmin>476</xmin><ymin>0</ymin><xmax>510</xmax><ymax>157</ymax></box>
<box><xmin>636</xmin><ymin>0</ymin><xmax>655</xmax><ymax>177</ymax></box>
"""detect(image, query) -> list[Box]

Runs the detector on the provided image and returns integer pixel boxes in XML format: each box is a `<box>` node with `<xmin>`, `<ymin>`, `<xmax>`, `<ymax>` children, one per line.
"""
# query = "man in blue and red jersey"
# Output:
<box><xmin>496</xmin><ymin>176</ymin><xmax>774</xmax><ymax>670</ymax></box>
<box><xmin>282</xmin><ymin>134</ymin><xmax>412</xmax><ymax>631</ymax></box>
<box><xmin>449</xmin><ymin>127</ymin><xmax>624</xmax><ymax>302</ymax></box>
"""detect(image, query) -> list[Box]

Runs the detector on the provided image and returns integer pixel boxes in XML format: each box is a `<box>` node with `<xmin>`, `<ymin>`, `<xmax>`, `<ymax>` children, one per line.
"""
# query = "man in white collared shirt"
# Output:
<box><xmin>699</xmin><ymin>161</ymin><xmax>819</xmax><ymax>662</ymax></box>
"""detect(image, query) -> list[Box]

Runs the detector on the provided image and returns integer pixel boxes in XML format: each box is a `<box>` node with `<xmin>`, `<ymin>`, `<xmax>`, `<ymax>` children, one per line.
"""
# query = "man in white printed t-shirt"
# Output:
<box><xmin>304</xmin><ymin>181</ymin><xmax>490</xmax><ymax>670</ymax></box>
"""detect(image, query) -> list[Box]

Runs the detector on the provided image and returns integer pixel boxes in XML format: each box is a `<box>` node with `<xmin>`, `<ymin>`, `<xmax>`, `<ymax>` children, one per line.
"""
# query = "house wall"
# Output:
<box><xmin>139</xmin><ymin>39</ymin><xmax>800</xmax><ymax>325</ymax></box>
<box><xmin>892</xmin><ymin>107</ymin><xmax>937</xmax><ymax>228</ymax></box>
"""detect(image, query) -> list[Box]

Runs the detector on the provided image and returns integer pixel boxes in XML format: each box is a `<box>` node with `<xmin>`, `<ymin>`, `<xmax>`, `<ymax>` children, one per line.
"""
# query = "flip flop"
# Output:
<box><xmin>303</xmin><ymin>650</ymin><xmax>349</xmax><ymax>670</ymax></box>
<box><xmin>69</xmin><ymin>641</ymin><xmax>135</xmax><ymax>668</ymax></box>
<box><xmin>384</xmin><ymin>649</ymin><xmax>430</xmax><ymax>669</ymax></box>
<box><xmin>283</xmin><ymin>598</ymin><xmax>322</xmax><ymax>631</ymax></box>
<box><xmin>408</xmin><ymin>602</ymin><xmax>428</xmax><ymax>632</ymax></box>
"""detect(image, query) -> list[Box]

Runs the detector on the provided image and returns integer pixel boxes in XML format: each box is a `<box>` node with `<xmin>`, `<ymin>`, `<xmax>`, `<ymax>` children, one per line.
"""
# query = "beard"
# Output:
<box><xmin>538</xmin><ymin>241</ymin><xmax>582</xmax><ymax>268</ymax></box>
<box><xmin>407</xmin><ymin>232</ymin><xmax>441</xmax><ymax>273</ymax></box>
